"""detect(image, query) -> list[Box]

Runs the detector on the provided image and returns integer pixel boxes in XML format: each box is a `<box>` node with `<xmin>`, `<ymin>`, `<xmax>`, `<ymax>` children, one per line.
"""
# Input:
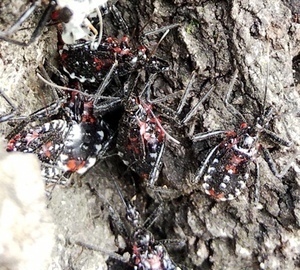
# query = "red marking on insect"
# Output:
<box><xmin>130</xmin><ymin>227</ymin><xmax>176</xmax><ymax>270</ymax></box>
<box><xmin>127</xmin><ymin>134</ymin><xmax>142</xmax><ymax>155</ymax></box>
<box><xmin>24</xmin><ymin>130</ymin><xmax>40</xmax><ymax>144</ymax></box>
<box><xmin>65</xmin><ymin>159</ymin><xmax>86</xmax><ymax>172</ymax></box>
<box><xmin>207</xmin><ymin>188</ymin><xmax>226</xmax><ymax>200</ymax></box>
<box><xmin>240</xmin><ymin>122</ymin><xmax>248</xmax><ymax>129</ymax></box>
<box><xmin>41</xmin><ymin>141</ymin><xmax>55</xmax><ymax>158</ymax></box>
<box><xmin>230</xmin><ymin>154</ymin><xmax>247</xmax><ymax>166</ymax></box>
<box><xmin>225</xmin><ymin>130</ymin><xmax>237</xmax><ymax>137</ymax></box>
<box><xmin>6</xmin><ymin>134</ymin><xmax>21</xmax><ymax>152</ymax></box>
<box><xmin>81</xmin><ymin>100</ymin><xmax>96</xmax><ymax>123</ymax></box>
<box><xmin>60</xmin><ymin>51</ymin><xmax>68</xmax><ymax>62</ymax></box>
<box><xmin>93</xmin><ymin>57</ymin><xmax>103</xmax><ymax>70</ymax></box>
<box><xmin>58</xmin><ymin>35</ymin><xmax>130</xmax><ymax>83</ymax></box>
<box><xmin>138</xmin><ymin>46</ymin><xmax>147</xmax><ymax>54</ymax></box>
<box><xmin>50</xmin><ymin>10</ymin><xmax>60</xmax><ymax>21</ymax></box>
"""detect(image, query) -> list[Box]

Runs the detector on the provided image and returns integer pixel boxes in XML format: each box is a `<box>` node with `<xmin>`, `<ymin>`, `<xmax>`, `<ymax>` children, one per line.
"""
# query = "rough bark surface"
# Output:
<box><xmin>0</xmin><ymin>0</ymin><xmax>300</xmax><ymax>269</ymax></box>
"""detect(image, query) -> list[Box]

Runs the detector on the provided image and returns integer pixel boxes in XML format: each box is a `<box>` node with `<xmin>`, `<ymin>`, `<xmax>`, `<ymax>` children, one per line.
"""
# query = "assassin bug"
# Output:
<box><xmin>117</xmin><ymin>87</ymin><xmax>166</xmax><ymax>187</ymax></box>
<box><xmin>5</xmin><ymin>71</ymin><xmax>114</xmax><ymax>185</ymax></box>
<box><xmin>57</xmin><ymin>23</ymin><xmax>178</xmax><ymax>89</ymax></box>
<box><xmin>192</xmin><ymin>63</ymin><xmax>293</xmax><ymax>202</ymax></box>
<box><xmin>76</xmin><ymin>182</ymin><xmax>181</xmax><ymax>270</ymax></box>
<box><xmin>117</xmin><ymin>73</ymin><xmax>183</xmax><ymax>191</ymax></box>
<box><xmin>6</xmin><ymin>104</ymin><xmax>113</xmax><ymax>185</ymax></box>
<box><xmin>117</xmin><ymin>71</ymin><xmax>213</xmax><ymax>197</ymax></box>
<box><xmin>0</xmin><ymin>0</ymin><xmax>108</xmax><ymax>46</ymax></box>
<box><xmin>58</xmin><ymin>35</ymin><xmax>135</xmax><ymax>84</ymax></box>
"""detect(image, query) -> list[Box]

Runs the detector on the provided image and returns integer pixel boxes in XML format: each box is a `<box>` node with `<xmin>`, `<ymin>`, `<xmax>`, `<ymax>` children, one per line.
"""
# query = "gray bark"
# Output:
<box><xmin>0</xmin><ymin>0</ymin><xmax>300</xmax><ymax>269</ymax></box>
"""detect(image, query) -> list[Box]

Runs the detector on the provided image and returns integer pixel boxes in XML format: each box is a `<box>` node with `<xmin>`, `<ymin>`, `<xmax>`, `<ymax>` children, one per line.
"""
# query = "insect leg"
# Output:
<box><xmin>110</xmin><ymin>4</ymin><xmax>129</xmax><ymax>34</ymax></box>
<box><xmin>0</xmin><ymin>88</ymin><xmax>17</xmax><ymax>123</ymax></box>
<box><xmin>224</xmin><ymin>69</ymin><xmax>246</xmax><ymax>122</ymax></box>
<box><xmin>192</xmin><ymin>130</ymin><xmax>227</xmax><ymax>142</ymax></box>
<box><xmin>263</xmin><ymin>128</ymin><xmax>292</xmax><ymax>147</ymax></box>
<box><xmin>193</xmin><ymin>144</ymin><xmax>220</xmax><ymax>184</ymax></box>
<box><xmin>253</xmin><ymin>160</ymin><xmax>260</xmax><ymax>203</ymax></box>
<box><xmin>148</xmin><ymin>142</ymin><xmax>165</xmax><ymax>186</ymax></box>
<box><xmin>261</xmin><ymin>146</ymin><xmax>293</xmax><ymax>178</ymax></box>
<box><xmin>27</xmin><ymin>1</ymin><xmax>56</xmax><ymax>45</ymax></box>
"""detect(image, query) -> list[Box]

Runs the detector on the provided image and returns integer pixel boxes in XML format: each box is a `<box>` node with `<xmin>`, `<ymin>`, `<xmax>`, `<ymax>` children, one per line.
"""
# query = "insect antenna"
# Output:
<box><xmin>260</xmin><ymin>41</ymin><xmax>270</xmax><ymax>123</ymax></box>
<box><xmin>182</xmin><ymin>86</ymin><xmax>214</xmax><ymax>125</ymax></box>
<box><xmin>175</xmin><ymin>70</ymin><xmax>215</xmax><ymax>125</ymax></box>
<box><xmin>74</xmin><ymin>240</ymin><xmax>127</xmax><ymax>263</ymax></box>
<box><xmin>87</xmin><ymin>182</ymin><xmax>130</xmax><ymax>239</ymax></box>
<box><xmin>224</xmin><ymin>69</ymin><xmax>246</xmax><ymax>123</ymax></box>
<box><xmin>176</xmin><ymin>71</ymin><xmax>197</xmax><ymax>116</ymax></box>
<box><xmin>145</xmin><ymin>24</ymin><xmax>180</xmax><ymax>60</ymax></box>
<box><xmin>36</xmin><ymin>72</ymin><xmax>92</xmax><ymax>98</ymax></box>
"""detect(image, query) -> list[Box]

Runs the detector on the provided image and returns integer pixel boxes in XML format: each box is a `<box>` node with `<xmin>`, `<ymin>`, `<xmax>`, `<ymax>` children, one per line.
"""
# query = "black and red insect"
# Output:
<box><xmin>5</xmin><ymin>79</ymin><xmax>114</xmax><ymax>184</ymax></box>
<box><xmin>192</xmin><ymin>69</ymin><xmax>292</xmax><ymax>201</ymax></box>
<box><xmin>124</xmin><ymin>204</ymin><xmax>179</xmax><ymax>270</ymax></box>
<box><xmin>58</xmin><ymin>33</ymin><xmax>169</xmax><ymax>91</ymax></box>
<box><xmin>116</xmin><ymin>71</ymin><xmax>214</xmax><ymax>197</ymax></box>
<box><xmin>117</xmin><ymin>101</ymin><xmax>165</xmax><ymax>185</ymax></box>
<box><xmin>58</xmin><ymin>35</ymin><xmax>134</xmax><ymax>84</ymax></box>
<box><xmin>116</xmin><ymin>76</ymin><xmax>168</xmax><ymax>188</ymax></box>
<box><xmin>77</xmin><ymin>183</ymin><xmax>180</xmax><ymax>270</ymax></box>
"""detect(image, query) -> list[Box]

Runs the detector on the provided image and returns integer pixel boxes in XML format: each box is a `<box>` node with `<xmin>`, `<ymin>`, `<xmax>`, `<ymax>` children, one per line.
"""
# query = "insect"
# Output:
<box><xmin>116</xmin><ymin>73</ymin><xmax>183</xmax><ymax>192</ymax></box>
<box><xmin>58</xmin><ymin>33</ymin><xmax>170</xmax><ymax>92</ymax></box>
<box><xmin>117</xmin><ymin>70</ymin><xmax>216</xmax><ymax>200</ymax></box>
<box><xmin>76</xmin><ymin>182</ymin><xmax>181</xmax><ymax>270</ymax></box>
<box><xmin>57</xmin><ymin>22</ymin><xmax>179</xmax><ymax>92</ymax></box>
<box><xmin>121</xmin><ymin>202</ymin><xmax>180</xmax><ymax>270</ymax></box>
<box><xmin>58</xmin><ymin>35</ymin><xmax>134</xmax><ymax>84</ymax></box>
<box><xmin>117</xmin><ymin>93</ymin><xmax>166</xmax><ymax>186</ymax></box>
<box><xmin>5</xmin><ymin>77</ymin><xmax>114</xmax><ymax>184</ymax></box>
<box><xmin>0</xmin><ymin>0</ymin><xmax>108</xmax><ymax>46</ymax></box>
<box><xmin>192</xmin><ymin>67</ymin><xmax>292</xmax><ymax>201</ymax></box>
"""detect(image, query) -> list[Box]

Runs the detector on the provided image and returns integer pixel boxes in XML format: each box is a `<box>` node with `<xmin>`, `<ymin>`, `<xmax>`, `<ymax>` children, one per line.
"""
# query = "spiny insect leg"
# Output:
<box><xmin>261</xmin><ymin>146</ymin><xmax>293</xmax><ymax>178</ymax></box>
<box><xmin>0</xmin><ymin>88</ymin><xmax>17</xmax><ymax>123</ymax></box>
<box><xmin>193</xmin><ymin>144</ymin><xmax>220</xmax><ymax>184</ymax></box>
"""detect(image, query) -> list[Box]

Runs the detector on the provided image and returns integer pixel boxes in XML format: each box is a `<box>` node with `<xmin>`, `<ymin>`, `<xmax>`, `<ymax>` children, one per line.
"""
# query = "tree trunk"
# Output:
<box><xmin>0</xmin><ymin>0</ymin><xmax>299</xmax><ymax>269</ymax></box>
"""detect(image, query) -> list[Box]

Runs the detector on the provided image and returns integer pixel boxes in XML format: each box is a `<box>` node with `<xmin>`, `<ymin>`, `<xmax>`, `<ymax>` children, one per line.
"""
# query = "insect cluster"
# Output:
<box><xmin>0</xmin><ymin>0</ymin><xmax>296</xmax><ymax>269</ymax></box>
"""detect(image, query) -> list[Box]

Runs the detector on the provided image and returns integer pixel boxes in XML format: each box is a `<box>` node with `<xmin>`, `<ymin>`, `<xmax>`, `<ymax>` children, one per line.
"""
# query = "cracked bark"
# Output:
<box><xmin>0</xmin><ymin>0</ymin><xmax>300</xmax><ymax>269</ymax></box>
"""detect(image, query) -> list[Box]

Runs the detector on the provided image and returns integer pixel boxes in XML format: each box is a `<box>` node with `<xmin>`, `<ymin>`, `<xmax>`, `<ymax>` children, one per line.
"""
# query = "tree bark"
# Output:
<box><xmin>0</xmin><ymin>0</ymin><xmax>300</xmax><ymax>269</ymax></box>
